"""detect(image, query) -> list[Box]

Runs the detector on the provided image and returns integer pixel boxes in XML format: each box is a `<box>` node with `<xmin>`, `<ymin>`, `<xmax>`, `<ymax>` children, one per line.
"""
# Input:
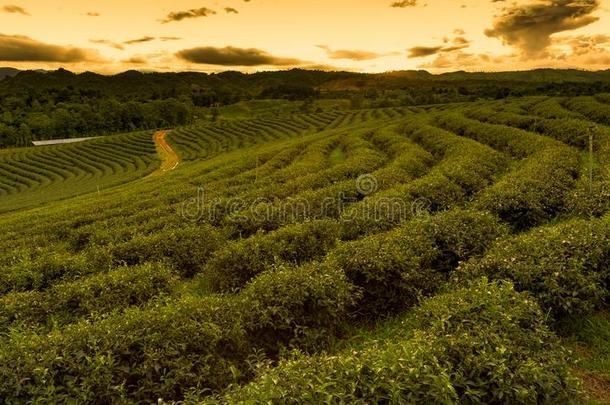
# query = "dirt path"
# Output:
<box><xmin>153</xmin><ymin>130</ymin><xmax>180</xmax><ymax>172</ymax></box>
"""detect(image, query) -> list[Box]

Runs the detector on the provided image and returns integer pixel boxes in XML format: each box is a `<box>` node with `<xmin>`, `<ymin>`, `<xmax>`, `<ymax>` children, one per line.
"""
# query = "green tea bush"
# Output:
<box><xmin>566</xmin><ymin>178</ymin><xmax>610</xmax><ymax>218</ymax></box>
<box><xmin>330</xmin><ymin>209</ymin><xmax>507</xmax><ymax>314</ymax></box>
<box><xmin>532</xmin><ymin>118</ymin><xmax>593</xmax><ymax>148</ymax></box>
<box><xmin>458</xmin><ymin>218</ymin><xmax>610</xmax><ymax>317</ymax></box>
<box><xmin>0</xmin><ymin>261</ymin><xmax>356</xmax><ymax>402</ymax></box>
<box><xmin>405</xmin><ymin>121</ymin><xmax>507</xmax><ymax>195</ymax></box>
<box><xmin>436</xmin><ymin>112</ymin><xmax>556</xmax><ymax>157</ymax></box>
<box><xmin>465</xmin><ymin>106</ymin><xmax>537</xmax><ymax>130</ymax></box>
<box><xmin>224</xmin><ymin>178</ymin><xmax>365</xmax><ymax>237</ymax></box>
<box><xmin>564</xmin><ymin>96</ymin><xmax>610</xmax><ymax>125</ymax></box>
<box><xmin>216</xmin><ymin>334</ymin><xmax>455</xmax><ymax>404</ymax></box>
<box><xmin>236</xmin><ymin>262</ymin><xmax>359</xmax><ymax>354</ymax></box>
<box><xmin>272</xmin><ymin>135</ymin><xmax>386</xmax><ymax>196</ymax></box>
<box><xmin>0</xmin><ymin>263</ymin><xmax>178</xmax><ymax>329</ymax></box>
<box><xmin>473</xmin><ymin>145</ymin><xmax>579</xmax><ymax>230</ymax></box>
<box><xmin>217</xmin><ymin>281</ymin><xmax>579</xmax><ymax>404</ymax></box>
<box><xmin>110</xmin><ymin>224</ymin><xmax>224</xmax><ymax>277</ymax></box>
<box><xmin>206</xmin><ymin>219</ymin><xmax>341</xmax><ymax>292</ymax></box>
<box><xmin>529</xmin><ymin>97</ymin><xmax>584</xmax><ymax>119</ymax></box>
<box><xmin>341</xmin><ymin>123</ymin><xmax>506</xmax><ymax>239</ymax></box>
<box><xmin>0</xmin><ymin>247</ymin><xmax>112</xmax><ymax>295</ymax></box>
<box><xmin>340</xmin><ymin>172</ymin><xmax>464</xmax><ymax>239</ymax></box>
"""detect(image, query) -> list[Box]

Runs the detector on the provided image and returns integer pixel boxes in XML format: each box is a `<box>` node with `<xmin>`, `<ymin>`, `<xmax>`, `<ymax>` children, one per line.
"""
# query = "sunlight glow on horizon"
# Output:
<box><xmin>0</xmin><ymin>0</ymin><xmax>609</xmax><ymax>74</ymax></box>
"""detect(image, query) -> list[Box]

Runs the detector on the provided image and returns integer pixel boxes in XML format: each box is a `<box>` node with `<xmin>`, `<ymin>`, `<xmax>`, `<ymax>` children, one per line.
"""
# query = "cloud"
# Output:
<box><xmin>123</xmin><ymin>36</ymin><xmax>155</xmax><ymax>45</ymax></box>
<box><xmin>485</xmin><ymin>0</ymin><xmax>601</xmax><ymax>56</ymax></box>
<box><xmin>408</xmin><ymin>46</ymin><xmax>444</xmax><ymax>57</ymax></box>
<box><xmin>225</xmin><ymin>7</ymin><xmax>239</xmax><ymax>14</ymax></box>
<box><xmin>93</xmin><ymin>36</ymin><xmax>180</xmax><ymax>49</ymax></box>
<box><xmin>2</xmin><ymin>5</ymin><xmax>29</xmax><ymax>15</ymax></box>
<box><xmin>554</xmin><ymin>33</ymin><xmax>610</xmax><ymax>55</ymax></box>
<box><xmin>419</xmin><ymin>51</ymin><xmax>479</xmax><ymax>69</ymax></box>
<box><xmin>90</xmin><ymin>39</ymin><xmax>124</xmax><ymax>50</ymax></box>
<box><xmin>85</xmin><ymin>12</ymin><xmax>100</xmax><ymax>17</ymax></box>
<box><xmin>176</xmin><ymin>46</ymin><xmax>307</xmax><ymax>66</ymax></box>
<box><xmin>390</xmin><ymin>0</ymin><xmax>418</xmax><ymax>7</ymax></box>
<box><xmin>160</xmin><ymin>7</ymin><xmax>216</xmax><ymax>23</ymax></box>
<box><xmin>317</xmin><ymin>45</ymin><xmax>398</xmax><ymax>61</ymax></box>
<box><xmin>420</xmin><ymin>33</ymin><xmax>610</xmax><ymax>72</ymax></box>
<box><xmin>122</xmin><ymin>56</ymin><xmax>147</xmax><ymax>64</ymax></box>
<box><xmin>0</xmin><ymin>34</ymin><xmax>104</xmax><ymax>62</ymax></box>
<box><xmin>453</xmin><ymin>36</ymin><xmax>470</xmax><ymax>45</ymax></box>
<box><xmin>408</xmin><ymin>35</ymin><xmax>470</xmax><ymax>58</ymax></box>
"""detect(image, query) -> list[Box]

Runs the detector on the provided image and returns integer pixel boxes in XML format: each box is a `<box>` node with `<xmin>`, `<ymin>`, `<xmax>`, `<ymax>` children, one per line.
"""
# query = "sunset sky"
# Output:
<box><xmin>1</xmin><ymin>0</ymin><xmax>609</xmax><ymax>73</ymax></box>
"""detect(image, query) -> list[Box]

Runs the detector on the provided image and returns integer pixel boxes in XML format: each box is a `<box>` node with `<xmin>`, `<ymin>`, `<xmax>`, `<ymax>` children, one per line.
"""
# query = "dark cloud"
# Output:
<box><xmin>485</xmin><ymin>0</ymin><xmax>601</xmax><ymax>56</ymax></box>
<box><xmin>2</xmin><ymin>5</ymin><xmax>29</xmax><ymax>15</ymax></box>
<box><xmin>123</xmin><ymin>36</ymin><xmax>155</xmax><ymax>45</ymax></box>
<box><xmin>225</xmin><ymin>7</ymin><xmax>239</xmax><ymax>14</ymax></box>
<box><xmin>317</xmin><ymin>45</ymin><xmax>398</xmax><ymax>61</ymax></box>
<box><xmin>93</xmin><ymin>36</ymin><xmax>180</xmax><ymax>49</ymax></box>
<box><xmin>176</xmin><ymin>46</ymin><xmax>307</xmax><ymax>66</ymax></box>
<box><xmin>390</xmin><ymin>0</ymin><xmax>418</xmax><ymax>7</ymax></box>
<box><xmin>408</xmin><ymin>35</ymin><xmax>470</xmax><ymax>58</ymax></box>
<box><xmin>90</xmin><ymin>39</ymin><xmax>124</xmax><ymax>50</ymax></box>
<box><xmin>0</xmin><ymin>34</ymin><xmax>104</xmax><ymax>62</ymax></box>
<box><xmin>160</xmin><ymin>7</ymin><xmax>216</xmax><ymax>23</ymax></box>
<box><xmin>408</xmin><ymin>46</ymin><xmax>444</xmax><ymax>57</ymax></box>
<box><xmin>452</xmin><ymin>36</ymin><xmax>470</xmax><ymax>45</ymax></box>
<box><xmin>123</xmin><ymin>56</ymin><xmax>147</xmax><ymax>64</ymax></box>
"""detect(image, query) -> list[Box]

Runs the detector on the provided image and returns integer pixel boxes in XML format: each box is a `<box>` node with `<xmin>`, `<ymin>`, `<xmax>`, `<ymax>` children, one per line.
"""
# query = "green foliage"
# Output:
<box><xmin>0</xmin><ymin>247</ymin><xmax>111</xmax><ymax>295</ymax></box>
<box><xmin>0</xmin><ymin>261</ymin><xmax>356</xmax><ymax>402</ymax></box>
<box><xmin>237</xmin><ymin>262</ymin><xmax>359</xmax><ymax>354</ymax></box>
<box><xmin>0</xmin><ymin>130</ymin><xmax>160</xmax><ymax>212</ymax></box>
<box><xmin>217</xmin><ymin>281</ymin><xmax>580</xmax><ymax>404</ymax></box>
<box><xmin>206</xmin><ymin>219</ymin><xmax>341</xmax><ymax>292</ymax></box>
<box><xmin>341</xmin><ymin>122</ymin><xmax>506</xmax><ymax>239</ymax></box>
<box><xmin>331</xmin><ymin>209</ymin><xmax>507</xmax><ymax>314</ymax></box>
<box><xmin>110</xmin><ymin>224</ymin><xmax>224</xmax><ymax>277</ymax></box>
<box><xmin>0</xmin><ymin>263</ymin><xmax>179</xmax><ymax>329</ymax></box>
<box><xmin>458</xmin><ymin>218</ymin><xmax>610</xmax><ymax>317</ymax></box>
<box><xmin>564</xmin><ymin>97</ymin><xmax>610</xmax><ymax>126</ymax></box>
<box><xmin>473</xmin><ymin>146</ymin><xmax>580</xmax><ymax>230</ymax></box>
<box><xmin>1</xmin><ymin>94</ymin><xmax>610</xmax><ymax>402</ymax></box>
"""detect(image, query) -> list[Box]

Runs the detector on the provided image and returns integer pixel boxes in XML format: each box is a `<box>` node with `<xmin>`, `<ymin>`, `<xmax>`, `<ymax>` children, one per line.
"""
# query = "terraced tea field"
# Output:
<box><xmin>0</xmin><ymin>131</ymin><xmax>159</xmax><ymax>212</ymax></box>
<box><xmin>1</xmin><ymin>96</ymin><xmax>610</xmax><ymax>403</ymax></box>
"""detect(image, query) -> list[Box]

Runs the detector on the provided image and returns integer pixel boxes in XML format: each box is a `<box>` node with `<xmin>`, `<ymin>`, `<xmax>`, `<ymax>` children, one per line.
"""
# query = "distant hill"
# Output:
<box><xmin>436</xmin><ymin>69</ymin><xmax>610</xmax><ymax>82</ymax></box>
<box><xmin>2</xmin><ymin>67</ymin><xmax>609</xmax><ymax>94</ymax></box>
<box><xmin>1</xmin><ymin>66</ymin><xmax>609</xmax><ymax>149</ymax></box>
<box><xmin>0</xmin><ymin>67</ymin><xmax>20</xmax><ymax>80</ymax></box>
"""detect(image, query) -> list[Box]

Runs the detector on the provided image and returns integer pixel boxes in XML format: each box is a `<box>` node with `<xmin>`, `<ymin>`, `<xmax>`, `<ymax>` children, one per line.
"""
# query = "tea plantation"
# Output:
<box><xmin>1</xmin><ymin>95</ymin><xmax>610</xmax><ymax>403</ymax></box>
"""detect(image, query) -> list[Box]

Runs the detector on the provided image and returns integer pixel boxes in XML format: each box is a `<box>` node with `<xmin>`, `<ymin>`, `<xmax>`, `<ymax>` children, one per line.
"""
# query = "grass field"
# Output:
<box><xmin>1</xmin><ymin>95</ymin><xmax>610</xmax><ymax>403</ymax></box>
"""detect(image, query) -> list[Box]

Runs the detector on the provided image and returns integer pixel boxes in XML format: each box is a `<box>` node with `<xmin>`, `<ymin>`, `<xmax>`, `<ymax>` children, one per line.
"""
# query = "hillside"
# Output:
<box><xmin>0</xmin><ymin>67</ymin><xmax>20</xmax><ymax>80</ymax></box>
<box><xmin>1</xmin><ymin>93</ymin><xmax>610</xmax><ymax>402</ymax></box>
<box><xmin>2</xmin><ymin>67</ymin><xmax>609</xmax><ymax>150</ymax></box>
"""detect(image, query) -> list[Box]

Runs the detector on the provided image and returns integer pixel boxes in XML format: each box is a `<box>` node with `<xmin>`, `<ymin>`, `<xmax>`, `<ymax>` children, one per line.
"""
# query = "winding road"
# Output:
<box><xmin>153</xmin><ymin>130</ymin><xmax>180</xmax><ymax>172</ymax></box>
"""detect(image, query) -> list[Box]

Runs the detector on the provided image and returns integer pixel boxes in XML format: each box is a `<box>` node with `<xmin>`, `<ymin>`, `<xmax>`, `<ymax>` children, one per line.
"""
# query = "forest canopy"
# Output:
<box><xmin>1</xmin><ymin>68</ymin><xmax>609</xmax><ymax>147</ymax></box>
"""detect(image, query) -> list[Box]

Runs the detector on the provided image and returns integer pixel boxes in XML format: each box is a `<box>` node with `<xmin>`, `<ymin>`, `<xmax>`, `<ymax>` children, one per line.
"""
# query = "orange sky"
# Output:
<box><xmin>0</xmin><ymin>0</ymin><xmax>609</xmax><ymax>73</ymax></box>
